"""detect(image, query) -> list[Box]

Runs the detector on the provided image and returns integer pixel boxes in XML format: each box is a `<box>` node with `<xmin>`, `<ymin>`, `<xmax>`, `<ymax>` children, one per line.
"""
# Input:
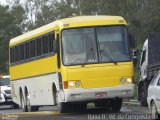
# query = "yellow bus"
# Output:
<box><xmin>9</xmin><ymin>16</ymin><xmax>135</xmax><ymax>113</ymax></box>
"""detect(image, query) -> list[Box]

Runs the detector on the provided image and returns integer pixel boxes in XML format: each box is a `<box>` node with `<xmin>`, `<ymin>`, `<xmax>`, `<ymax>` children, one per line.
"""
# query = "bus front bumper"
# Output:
<box><xmin>62</xmin><ymin>84</ymin><xmax>135</xmax><ymax>102</ymax></box>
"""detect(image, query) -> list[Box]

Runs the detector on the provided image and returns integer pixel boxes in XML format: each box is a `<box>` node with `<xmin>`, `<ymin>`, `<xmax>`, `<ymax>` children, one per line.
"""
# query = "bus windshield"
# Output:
<box><xmin>0</xmin><ymin>78</ymin><xmax>10</xmax><ymax>86</ymax></box>
<box><xmin>62</xmin><ymin>26</ymin><xmax>131</xmax><ymax>66</ymax></box>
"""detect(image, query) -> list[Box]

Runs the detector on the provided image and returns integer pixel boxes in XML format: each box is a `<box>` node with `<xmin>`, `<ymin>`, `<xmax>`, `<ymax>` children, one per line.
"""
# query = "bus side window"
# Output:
<box><xmin>25</xmin><ymin>42</ymin><xmax>30</xmax><ymax>60</ymax></box>
<box><xmin>36</xmin><ymin>37</ymin><xmax>42</xmax><ymax>56</ymax></box>
<box><xmin>10</xmin><ymin>47</ymin><xmax>15</xmax><ymax>64</ymax></box>
<box><xmin>49</xmin><ymin>33</ymin><xmax>55</xmax><ymax>53</ymax></box>
<box><xmin>10</xmin><ymin>31</ymin><xmax>56</xmax><ymax>64</ymax></box>
<box><xmin>42</xmin><ymin>36</ymin><xmax>47</xmax><ymax>54</ymax></box>
<box><xmin>30</xmin><ymin>40</ymin><xmax>36</xmax><ymax>58</ymax></box>
<box><xmin>20</xmin><ymin>43</ymin><xmax>25</xmax><ymax>61</ymax></box>
<box><xmin>15</xmin><ymin>45</ymin><xmax>20</xmax><ymax>62</ymax></box>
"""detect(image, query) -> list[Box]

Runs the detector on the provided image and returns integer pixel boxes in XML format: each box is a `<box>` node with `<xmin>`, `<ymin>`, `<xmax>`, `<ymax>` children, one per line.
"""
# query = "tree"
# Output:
<box><xmin>0</xmin><ymin>4</ymin><xmax>26</xmax><ymax>74</ymax></box>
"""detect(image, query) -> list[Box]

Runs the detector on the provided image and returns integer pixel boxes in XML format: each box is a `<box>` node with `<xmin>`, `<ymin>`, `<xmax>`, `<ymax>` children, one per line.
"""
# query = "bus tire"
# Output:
<box><xmin>72</xmin><ymin>103</ymin><xmax>87</xmax><ymax>112</ymax></box>
<box><xmin>26</xmin><ymin>94</ymin><xmax>31</xmax><ymax>112</ymax></box>
<box><xmin>13</xmin><ymin>103</ymin><xmax>19</xmax><ymax>109</ymax></box>
<box><xmin>31</xmin><ymin>106</ymin><xmax>39</xmax><ymax>112</ymax></box>
<box><xmin>26</xmin><ymin>92</ymin><xmax>39</xmax><ymax>112</ymax></box>
<box><xmin>55</xmin><ymin>91</ymin><xmax>68</xmax><ymax>113</ymax></box>
<box><xmin>21</xmin><ymin>93</ymin><xmax>27</xmax><ymax>112</ymax></box>
<box><xmin>110</xmin><ymin>98</ymin><xmax>122</xmax><ymax>112</ymax></box>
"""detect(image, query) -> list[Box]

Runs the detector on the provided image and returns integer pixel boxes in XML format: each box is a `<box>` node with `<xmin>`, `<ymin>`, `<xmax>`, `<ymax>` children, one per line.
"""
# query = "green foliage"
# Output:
<box><xmin>0</xmin><ymin>4</ymin><xmax>26</xmax><ymax>74</ymax></box>
<box><xmin>25</xmin><ymin>0</ymin><xmax>160</xmax><ymax>49</ymax></box>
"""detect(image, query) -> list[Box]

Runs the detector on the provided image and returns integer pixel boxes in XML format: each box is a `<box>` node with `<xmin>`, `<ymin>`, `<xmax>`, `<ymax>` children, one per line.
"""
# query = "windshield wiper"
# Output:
<box><xmin>100</xmin><ymin>50</ymin><xmax>117</xmax><ymax>65</ymax></box>
<box><xmin>105</xmin><ymin>54</ymin><xmax>117</xmax><ymax>65</ymax></box>
<box><xmin>81</xmin><ymin>48</ymin><xmax>94</xmax><ymax>67</ymax></box>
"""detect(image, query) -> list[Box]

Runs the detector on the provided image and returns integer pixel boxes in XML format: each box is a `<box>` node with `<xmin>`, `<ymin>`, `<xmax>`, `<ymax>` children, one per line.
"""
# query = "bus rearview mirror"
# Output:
<box><xmin>132</xmin><ymin>50</ymin><xmax>138</xmax><ymax>65</ymax></box>
<box><xmin>129</xmin><ymin>34</ymin><xmax>136</xmax><ymax>48</ymax></box>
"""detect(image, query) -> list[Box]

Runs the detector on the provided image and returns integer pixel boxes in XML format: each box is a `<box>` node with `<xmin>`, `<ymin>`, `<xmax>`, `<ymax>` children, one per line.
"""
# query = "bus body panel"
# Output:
<box><xmin>11</xmin><ymin>73</ymin><xmax>59</xmax><ymax>106</ymax></box>
<box><xmin>10</xmin><ymin>56</ymin><xmax>57</xmax><ymax>80</ymax></box>
<box><xmin>64</xmin><ymin>84</ymin><xmax>134</xmax><ymax>102</ymax></box>
<box><xmin>66</xmin><ymin>62</ymin><xmax>133</xmax><ymax>89</ymax></box>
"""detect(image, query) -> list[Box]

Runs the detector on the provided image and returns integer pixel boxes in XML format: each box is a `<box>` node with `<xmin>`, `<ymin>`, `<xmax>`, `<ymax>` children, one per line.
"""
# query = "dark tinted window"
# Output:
<box><xmin>20</xmin><ymin>44</ymin><xmax>25</xmax><ymax>61</ymax></box>
<box><xmin>15</xmin><ymin>46</ymin><xmax>20</xmax><ymax>62</ymax></box>
<box><xmin>42</xmin><ymin>36</ymin><xmax>48</xmax><ymax>54</ymax></box>
<box><xmin>36</xmin><ymin>37</ymin><xmax>42</xmax><ymax>56</ymax></box>
<box><xmin>30</xmin><ymin>40</ymin><xmax>36</xmax><ymax>58</ymax></box>
<box><xmin>49</xmin><ymin>34</ymin><xmax>54</xmax><ymax>52</ymax></box>
<box><xmin>10</xmin><ymin>47</ymin><xmax>15</xmax><ymax>63</ymax></box>
<box><xmin>10</xmin><ymin>32</ymin><xmax>55</xmax><ymax>65</ymax></box>
<box><xmin>25</xmin><ymin>42</ymin><xmax>30</xmax><ymax>59</ymax></box>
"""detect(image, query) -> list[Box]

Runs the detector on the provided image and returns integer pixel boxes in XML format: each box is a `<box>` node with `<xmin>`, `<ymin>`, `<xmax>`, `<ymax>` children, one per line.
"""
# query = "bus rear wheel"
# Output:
<box><xmin>21</xmin><ymin>93</ymin><xmax>27</xmax><ymax>112</ymax></box>
<box><xmin>13</xmin><ymin>103</ymin><xmax>19</xmax><ymax>109</ymax></box>
<box><xmin>26</xmin><ymin>94</ymin><xmax>39</xmax><ymax>112</ymax></box>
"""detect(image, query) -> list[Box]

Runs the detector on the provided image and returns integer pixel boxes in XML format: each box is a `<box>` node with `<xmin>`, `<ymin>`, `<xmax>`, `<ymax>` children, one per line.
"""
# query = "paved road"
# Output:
<box><xmin>0</xmin><ymin>104</ymin><xmax>151</xmax><ymax>120</ymax></box>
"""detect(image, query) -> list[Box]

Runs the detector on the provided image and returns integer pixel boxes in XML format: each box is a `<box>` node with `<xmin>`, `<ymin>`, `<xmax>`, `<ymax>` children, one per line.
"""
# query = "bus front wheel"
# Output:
<box><xmin>110</xmin><ymin>98</ymin><xmax>122</xmax><ymax>112</ymax></box>
<box><xmin>55</xmin><ymin>91</ymin><xmax>68</xmax><ymax>113</ymax></box>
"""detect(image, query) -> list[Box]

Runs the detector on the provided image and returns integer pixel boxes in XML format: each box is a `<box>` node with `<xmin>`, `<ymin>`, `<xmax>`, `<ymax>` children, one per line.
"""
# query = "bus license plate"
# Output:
<box><xmin>95</xmin><ymin>93</ymin><xmax>107</xmax><ymax>98</ymax></box>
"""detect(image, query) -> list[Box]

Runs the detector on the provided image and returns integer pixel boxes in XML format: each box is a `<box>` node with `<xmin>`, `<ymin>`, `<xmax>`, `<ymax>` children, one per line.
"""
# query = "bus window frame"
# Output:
<box><xmin>61</xmin><ymin>25</ymin><xmax>132</xmax><ymax>66</ymax></box>
<box><xmin>10</xmin><ymin>31</ymin><xmax>56</xmax><ymax>66</ymax></box>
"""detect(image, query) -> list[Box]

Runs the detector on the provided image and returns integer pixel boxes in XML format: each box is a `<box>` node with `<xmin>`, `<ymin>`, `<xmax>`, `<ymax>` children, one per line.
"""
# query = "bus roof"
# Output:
<box><xmin>10</xmin><ymin>15</ymin><xmax>127</xmax><ymax>47</ymax></box>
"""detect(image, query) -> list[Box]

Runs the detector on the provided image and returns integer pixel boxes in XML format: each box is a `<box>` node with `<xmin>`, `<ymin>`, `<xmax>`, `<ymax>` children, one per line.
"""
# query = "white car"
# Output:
<box><xmin>147</xmin><ymin>71</ymin><xmax>160</xmax><ymax>119</ymax></box>
<box><xmin>0</xmin><ymin>76</ymin><xmax>19</xmax><ymax>108</ymax></box>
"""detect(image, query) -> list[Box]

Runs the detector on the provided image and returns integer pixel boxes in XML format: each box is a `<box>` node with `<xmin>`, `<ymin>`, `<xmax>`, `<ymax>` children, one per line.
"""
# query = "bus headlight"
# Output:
<box><xmin>69</xmin><ymin>82</ymin><xmax>74</xmax><ymax>87</ymax></box>
<box><xmin>127</xmin><ymin>78</ymin><xmax>132</xmax><ymax>83</ymax></box>
<box><xmin>120</xmin><ymin>77</ymin><xmax>132</xmax><ymax>84</ymax></box>
<box><xmin>120</xmin><ymin>78</ymin><xmax>127</xmax><ymax>84</ymax></box>
<box><xmin>75</xmin><ymin>81</ymin><xmax>81</xmax><ymax>87</ymax></box>
<box><xmin>68</xmin><ymin>81</ymin><xmax>81</xmax><ymax>88</ymax></box>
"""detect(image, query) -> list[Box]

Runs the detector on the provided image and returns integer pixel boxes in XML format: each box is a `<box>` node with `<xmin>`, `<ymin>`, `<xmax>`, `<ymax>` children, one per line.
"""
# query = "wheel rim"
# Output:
<box><xmin>151</xmin><ymin>103</ymin><xmax>158</xmax><ymax>119</ymax></box>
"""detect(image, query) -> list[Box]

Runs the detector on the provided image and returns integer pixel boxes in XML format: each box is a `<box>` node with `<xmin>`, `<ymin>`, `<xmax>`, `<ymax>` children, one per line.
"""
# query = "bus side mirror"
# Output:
<box><xmin>132</xmin><ymin>50</ymin><xmax>138</xmax><ymax>65</ymax></box>
<box><xmin>53</xmin><ymin>40</ymin><xmax>57</xmax><ymax>53</ymax></box>
<box><xmin>129</xmin><ymin>34</ymin><xmax>136</xmax><ymax>48</ymax></box>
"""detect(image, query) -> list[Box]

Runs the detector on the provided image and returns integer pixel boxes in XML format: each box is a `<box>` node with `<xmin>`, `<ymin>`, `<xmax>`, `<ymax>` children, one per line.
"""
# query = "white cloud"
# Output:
<box><xmin>0</xmin><ymin>0</ymin><xmax>7</xmax><ymax>5</ymax></box>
